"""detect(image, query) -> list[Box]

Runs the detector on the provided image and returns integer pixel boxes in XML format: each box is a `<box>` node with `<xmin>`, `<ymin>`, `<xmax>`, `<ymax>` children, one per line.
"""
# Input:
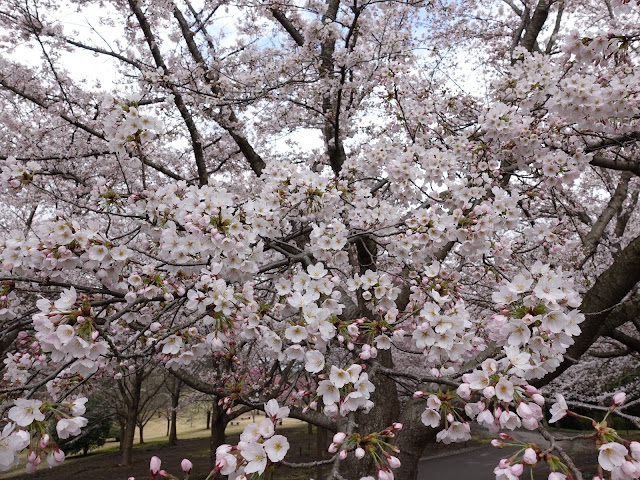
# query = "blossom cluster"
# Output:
<box><xmin>329</xmin><ymin>423</ymin><xmax>404</xmax><ymax>480</ymax></box>
<box><xmin>0</xmin><ymin>157</ymin><xmax>39</xmax><ymax>193</ymax></box>
<box><xmin>0</xmin><ymin>397</ymin><xmax>88</xmax><ymax>472</ymax></box>
<box><xmin>213</xmin><ymin>400</ymin><xmax>291</xmax><ymax>477</ymax></box>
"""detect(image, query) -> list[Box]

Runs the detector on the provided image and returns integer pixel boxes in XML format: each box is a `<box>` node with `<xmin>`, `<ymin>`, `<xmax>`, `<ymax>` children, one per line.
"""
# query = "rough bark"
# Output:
<box><xmin>520</xmin><ymin>1</ymin><xmax>551</xmax><ymax>52</ymax></box>
<box><xmin>393</xmin><ymin>399</ymin><xmax>438</xmax><ymax>480</ymax></box>
<box><xmin>581</xmin><ymin>171</ymin><xmax>631</xmax><ymax>263</ymax></box>
<box><xmin>341</xmin><ymin>350</ymin><xmax>401</xmax><ymax>478</ymax></box>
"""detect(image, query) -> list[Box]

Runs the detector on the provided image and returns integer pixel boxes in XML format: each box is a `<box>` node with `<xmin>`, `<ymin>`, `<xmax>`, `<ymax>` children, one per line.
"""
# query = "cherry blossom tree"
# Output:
<box><xmin>1</xmin><ymin>0</ymin><xmax>640</xmax><ymax>479</ymax></box>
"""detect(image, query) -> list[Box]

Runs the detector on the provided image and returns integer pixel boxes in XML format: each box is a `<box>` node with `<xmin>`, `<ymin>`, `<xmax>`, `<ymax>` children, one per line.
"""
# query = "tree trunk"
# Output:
<box><xmin>168</xmin><ymin>379</ymin><xmax>181</xmax><ymax>446</ymax></box>
<box><xmin>392</xmin><ymin>399</ymin><xmax>438</xmax><ymax>480</ymax></box>
<box><xmin>341</xmin><ymin>350</ymin><xmax>401</xmax><ymax>479</ymax></box>
<box><xmin>139</xmin><ymin>424</ymin><xmax>144</xmax><ymax>444</ymax></box>
<box><xmin>206</xmin><ymin>409</ymin><xmax>211</xmax><ymax>430</ymax></box>
<box><xmin>120</xmin><ymin>405</ymin><xmax>138</xmax><ymax>465</ymax></box>
<box><xmin>209</xmin><ymin>402</ymin><xmax>229</xmax><ymax>478</ymax></box>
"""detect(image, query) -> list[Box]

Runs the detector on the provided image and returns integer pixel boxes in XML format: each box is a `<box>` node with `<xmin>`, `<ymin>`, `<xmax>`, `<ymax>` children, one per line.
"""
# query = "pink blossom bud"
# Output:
<box><xmin>523</xmin><ymin>447</ymin><xmax>537</xmax><ymax>465</ymax></box>
<box><xmin>237</xmin><ymin>441</ymin><xmax>248</xmax><ymax>450</ymax></box>
<box><xmin>159</xmin><ymin>470</ymin><xmax>167</xmax><ymax>477</ymax></box>
<box><xmin>91</xmin><ymin>330</ymin><xmax>99</xmax><ymax>340</ymax></box>
<box><xmin>378</xmin><ymin>469</ymin><xmax>393</xmax><ymax>480</ymax></box>
<box><xmin>128</xmin><ymin>477</ymin><xmax>136</xmax><ymax>480</ymax></box>
<box><xmin>483</xmin><ymin>386</ymin><xmax>495</xmax><ymax>398</ymax></box>
<box><xmin>181</xmin><ymin>458</ymin><xmax>193</xmax><ymax>473</ymax></box>
<box><xmin>491</xmin><ymin>439</ymin><xmax>504</xmax><ymax>448</ymax></box>
<box><xmin>630</xmin><ymin>441</ymin><xmax>640</xmax><ymax>461</ymax></box>
<box><xmin>498</xmin><ymin>433</ymin><xmax>513</xmax><ymax>440</ymax></box>
<box><xmin>510</xmin><ymin>463</ymin><xmax>524</xmax><ymax>476</ymax></box>
<box><xmin>549</xmin><ymin>473</ymin><xmax>567</xmax><ymax>480</ymax></box>
<box><xmin>339</xmin><ymin>450</ymin><xmax>347</xmax><ymax>460</ymax></box>
<box><xmin>456</xmin><ymin>383</ymin><xmax>471</xmax><ymax>400</ymax></box>
<box><xmin>333</xmin><ymin>432</ymin><xmax>347</xmax><ymax>444</ymax></box>
<box><xmin>53</xmin><ymin>449</ymin><xmax>65</xmax><ymax>463</ymax></box>
<box><xmin>328</xmin><ymin>443</ymin><xmax>338</xmax><ymax>453</ymax></box>
<box><xmin>77</xmin><ymin>316</ymin><xmax>85</xmax><ymax>323</ymax></box>
<box><xmin>523</xmin><ymin>385</ymin><xmax>538</xmax><ymax>395</ymax></box>
<box><xmin>150</xmin><ymin>456</ymin><xmax>162</xmax><ymax>474</ymax></box>
<box><xmin>39</xmin><ymin>434</ymin><xmax>50</xmax><ymax>448</ymax></box>
<box><xmin>392</xmin><ymin>423</ymin><xmax>403</xmax><ymax>430</ymax></box>
<box><xmin>498</xmin><ymin>458</ymin><xmax>509</xmax><ymax>469</ymax></box>
<box><xmin>613</xmin><ymin>392</ymin><xmax>626</xmax><ymax>407</ymax></box>
<box><xmin>446</xmin><ymin>413</ymin><xmax>454</xmax><ymax>422</ymax></box>
<box><xmin>532</xmin><ymin>394</ymin><xmax>545</xmax><ymax>406</ymax></box>
<box><xmin>413</xmin><ymin>391</ymin><xmax>424</xmax><ymax>399</ymax></box>
<box><xmin>388</xmin><ymin>456</ymin><xmax>401</xmax><ymax>469</ymax></box>
<box><xmin>355</xmin><ymin>447</ymin><xmax>365</xmax><ymax>459</ymax></box>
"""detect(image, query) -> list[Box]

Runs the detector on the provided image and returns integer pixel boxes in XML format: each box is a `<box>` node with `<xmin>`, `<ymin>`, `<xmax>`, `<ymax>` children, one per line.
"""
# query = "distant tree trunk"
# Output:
<box><xmin>119</xmin><ymin>371</ymin><xmax>143</xmax><ymax>466</ymax></box>
<box><xmin>168</xmin><ymin>378</ymin><xmax>182</xmax><ymax>446</ymax></box>
<box><xmin>166</xmin><ymin>417</ymin><xmax>170</xmax><ymax>437</ymax></box>
<box><xmin>209</xmin><ymin>401</ymin><xmax>229</xmax><ymax>471</ymax></box>
<box><xmin>206</xmin><ymin>409</ymin><xmax>211</xmax><ymax>430</ymax></box>
<box><xmin>139</xmin><ymin>423</ymin><xmax>144</xmax><ymax>444</ymax></box>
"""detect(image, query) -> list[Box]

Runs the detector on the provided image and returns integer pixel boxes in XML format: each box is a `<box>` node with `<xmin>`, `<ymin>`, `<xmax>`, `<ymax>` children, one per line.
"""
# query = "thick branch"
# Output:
<box><xmin>581</xmin><ymin>171</ymin><xmax>631</xmax><ymax>262</ymax></box>
<box><xmin>271</xmin><ymin>9</ymin><xmax>305</xmax><ymax>46</ymax></box>
<box><xmin>128</xmin><ymin>0</ymin><xmax>208</xmax><ymax>186</ymax></box>
<box><xmin>172</xmin><ymin>5</ymin><xmax>265</xmax><ymax>177</ymax></box>
<box><xmin>607</xmin><ymin>329</ymin><xmax>640</xmax><ymax>353</ymax></box>
<box><xmin>520</xmin><ymin>0</ymin><xmax>551</xmax><ymax>52</ymax></box>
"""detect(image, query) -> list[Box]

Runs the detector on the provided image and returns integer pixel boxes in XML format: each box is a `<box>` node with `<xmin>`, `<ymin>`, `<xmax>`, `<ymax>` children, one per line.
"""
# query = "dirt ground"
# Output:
<box><xmin>5</xmin><ymin>424</ymin><xmax>330</xmax><ymax>480</ymax></box>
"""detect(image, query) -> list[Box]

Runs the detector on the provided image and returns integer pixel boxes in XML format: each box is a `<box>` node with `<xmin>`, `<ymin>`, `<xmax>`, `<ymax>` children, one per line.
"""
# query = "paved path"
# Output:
<box><xmin>417</xmin><ymin>429</ymin><xmax>580</xmax><ymax>480</ymax></box>
<box><xmin>418</xmin><ymin>444</ymin><xmax>526</xmax><ymax>479</ymax></box>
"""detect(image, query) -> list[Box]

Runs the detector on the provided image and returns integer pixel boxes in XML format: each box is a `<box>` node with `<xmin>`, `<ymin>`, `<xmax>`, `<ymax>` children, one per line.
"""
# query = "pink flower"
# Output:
<box><xmin>181</xmin><ymin>458</ymin><xmax>193</xmax><ymax>473</ymax></box>
<box><xmin>548</xmin><ymin>394</ymin><xmax>568</xmax><ymax>423</ymax></box>
<box><xmin>355</xmin><ymin>447</ymin><xmax>365</xmax><ymax>459</ymax></box>
<box><xmin>598</xmin><ymin>442</ymin><xmax>628</xmax><ymax>471</ymax></box>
